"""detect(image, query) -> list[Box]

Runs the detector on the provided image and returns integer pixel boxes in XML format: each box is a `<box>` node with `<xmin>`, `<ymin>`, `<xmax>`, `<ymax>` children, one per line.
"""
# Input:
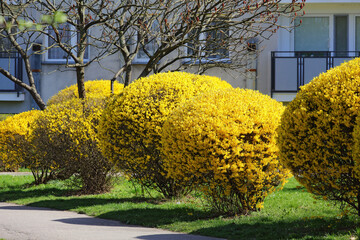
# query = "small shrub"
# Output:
<box><xmin>47</xmin><ymin>79</ymin><xmax>123</xmax><ymax>105</ymax></box>
<box><xmin>98</xmin><ymin>72</ymin><xmax>232</xmax><ymax>198</ymax></box>
<box><xmin>31</xmin><ymin>98</ymin><xmax>115</xmax><ymax>193</ymax></box>
<box><xmin>0</xmin><ymin>110</ymin><xmax>40</xmax><ymax>173</ymax></box>
<box><xmin>278</xmin><ymin>57</ymin><xmax>360</xmax><ymax>215</ymax></box>
<box><xmin>161</xmin><ymin>88</ymin><xmax>288</xmax><ymax>215</ymax></box>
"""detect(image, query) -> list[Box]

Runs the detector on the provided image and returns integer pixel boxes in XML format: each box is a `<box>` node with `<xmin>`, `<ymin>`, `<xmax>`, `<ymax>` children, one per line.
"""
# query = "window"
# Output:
<box><xmin>0</xmin><ymin>36</ymin><xmax>11</xmax><ymax>52</ymax></box>
<box><xmin>334</xmin><ymin>16</ymin><xmax>348</xmax><ymax>52</ymax></box>
<box><xmin>294</xmin><ymin>17</ymin><xmax>329</xmax><ymax>52</ymax></box>
<box><xmin>355</xmin><ymin>17</ymin><xmax>360</xmax><ymax>51</ymax></box>
<box><xmin>0</xmin><ymin>37</ymin><xmax>20</xmax><ymax>91</ymax></box>
<box><xmin>0</xmin><ymin>18</ymin><xmax>16</xmax><ymax>57</ymax></box>
<box><xmin>294</xmin><ymin>15</ymin><xmax>360</xmax><ymax>54</ymax></box>
<box><xmin>0</xmin><ymin>23</ymin><xmax>20</xmax><ymax>92</ymax></box>
<box><xmin>135</xmin><ymin>20</ymin><xmax>158</xmax><ymax>63</ymax></box>
<box><xmin>45</xmin><ymin>23</ymin><xmax>89</xmax><ymax>62</ymax></box>
<box><xmin>0</xmin><ymin>34</ymin><xmax>13</xmax><ymax>58</ymax></box>
<box><xmin>204</xmin><ymin>20</ymin><xmax>229</xmax><ymax>59</ymax></box>
<box><xmin>187</xmin><ymin>19</ymin><xmax>230</xmax><ymax>61</ymax></box>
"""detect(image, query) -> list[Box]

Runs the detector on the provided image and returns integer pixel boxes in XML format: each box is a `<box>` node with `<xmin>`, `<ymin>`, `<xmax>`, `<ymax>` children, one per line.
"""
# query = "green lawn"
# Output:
<box><xmin>0</xmin><ymin>175</ymin><xmax>359</xmax><ymax>240</ymax></box>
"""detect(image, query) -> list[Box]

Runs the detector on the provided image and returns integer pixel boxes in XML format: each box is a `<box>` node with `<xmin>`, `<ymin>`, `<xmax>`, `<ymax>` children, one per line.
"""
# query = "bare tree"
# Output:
<box><xmin>0</xmin><ymin>0</ymin><xmax>305</xmax><ymax>109</ymax></box>
<box><xmin>109</xmin><ymin>0</ymin><xmax>306</xmax><ymax>86</ymax></box>
<box><xmin>0</xmin><ymin>0</ymin><xmax>140</xmax><ymax>105</ymax></box>
<box><xmin>0</xmin><ymin>0</ymin><xmax>47</xmax><ymax>109</ymax></box>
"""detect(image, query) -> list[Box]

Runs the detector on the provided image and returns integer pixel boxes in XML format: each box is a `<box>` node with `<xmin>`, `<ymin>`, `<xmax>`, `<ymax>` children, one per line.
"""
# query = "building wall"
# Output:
<box><xmin>6</xmin><ymin>1</ymin><xmax>360</xmax><ymax>113</ymax></box>
<box><xmin>0</xmin><ymin>64</ymin><xmax>32</xmax><ymax>114</ymax></box>
<box><xmin>40</xmin><ymin>50</ymin><xmax>248</xmax><ymax>105</ymax></box>
<box><xmin>0</xmin><ymin>96</ymin><xmax>31</xmax><ymax>113</ymax></box>
<box><xmin>256</xmin><ymin>1</ymin><xmax>360</xmax><ymax>98</ymax></box>
<box><xmin>256</xmin><ymin>33</ymin><xmax>278</xmax><ymax>96</ymax></box>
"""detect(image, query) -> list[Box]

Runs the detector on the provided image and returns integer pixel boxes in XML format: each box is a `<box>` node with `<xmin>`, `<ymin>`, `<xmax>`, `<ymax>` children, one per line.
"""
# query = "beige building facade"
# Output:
<box><xmin>1</xmin><ymin>0</ymin><xmax>359</xmax><ymax>113</ymax></box>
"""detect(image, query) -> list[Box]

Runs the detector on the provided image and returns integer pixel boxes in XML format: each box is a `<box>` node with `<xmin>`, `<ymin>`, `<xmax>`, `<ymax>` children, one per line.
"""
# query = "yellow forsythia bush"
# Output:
<box><xmin>352</xmin><ymin>117</ymin><xmax>360</xmax><ymax>214</ymax></box>
<box><xmin>0</xmin><ymin>110</ymin><xmax>40</xmax><ymax>172</ymax></box>
<box><xmin>162</xmin><ymin>88</ymin><xmax>288</xmax><ymax>215</ymax></box>
<box><xmin>99</xmin><ymin>72</ymin><xmax>232</xmax><ymax>198</ymax></box>
<box><xmin>278</xmin><ymin>57</ymin><xmax>360</xmax><ymax>215</ymax></box>
<box><xmin>47</xmin><ymin>80</ymin><xmax>123</xmax><ymax>105</ymax></box>
<box><xmin>31</xmin><ymin>98</ymin><xmax>115</xmax><ymax>193</ymax></box>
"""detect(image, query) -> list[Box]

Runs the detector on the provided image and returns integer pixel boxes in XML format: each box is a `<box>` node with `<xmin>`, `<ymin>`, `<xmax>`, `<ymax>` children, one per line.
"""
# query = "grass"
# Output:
<box><xmin>0</xmin><ymin>175</ymin><xmax>359</xmax><ymax>240</ymax></box>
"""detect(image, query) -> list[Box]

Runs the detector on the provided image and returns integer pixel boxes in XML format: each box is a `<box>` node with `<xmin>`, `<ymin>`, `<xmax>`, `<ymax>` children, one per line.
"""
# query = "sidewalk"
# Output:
<box><xmin>0</xmin><ymin>202</ymin><xmax>226</xmax><ymax>240</ymax></box>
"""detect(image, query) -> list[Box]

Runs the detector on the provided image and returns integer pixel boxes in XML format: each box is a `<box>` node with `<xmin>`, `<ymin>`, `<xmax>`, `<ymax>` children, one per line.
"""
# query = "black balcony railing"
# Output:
<box><xmin>0</xmin><ymin>51</ymin><xmax>23</xmax><ymax>92</ymax></box>
<box><xmin>271</xmin><ymin>51</ymin><xmax>360</xmax><ymax>97</ymax></box>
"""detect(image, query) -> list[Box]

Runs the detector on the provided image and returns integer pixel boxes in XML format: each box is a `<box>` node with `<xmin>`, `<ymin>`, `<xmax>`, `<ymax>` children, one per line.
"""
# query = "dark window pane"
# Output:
<box><xmin>334</xmin><ymin>15</ymin><xmax>348</xmax><ymax>52</ymax></box>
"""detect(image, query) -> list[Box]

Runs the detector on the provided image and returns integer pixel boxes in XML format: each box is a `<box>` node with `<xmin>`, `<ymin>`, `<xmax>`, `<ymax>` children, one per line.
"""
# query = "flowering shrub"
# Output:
<box><xmin>98</xmin><ymin>72</ymin><xmax>232</xmax><ymax>198</ymax></box>
<box><xmin>31</xmin><ymin>98</ymin><xmax>115</xmax><ymax>193</ymax></box>
<box><xmin>278</xmin><ymin>57</ymin><xmax>360</xmax><ymax>215</ymax></box>
<box><xmin>353</xmin><ymin>117</ymin><xmax>360</xmax><ymax>182</ymax></box>
<box><xmin>47</xmin><ymin>80</ymin><xmax>123</xmax><ymax>105</ymax></box>
<box><xmin>0</xmin><ymin>110</ymin><xmax>40</xmax><ymax>172</ymax></box>
<box><xmin>161</xmin><ymin>88</ymin><xmax>288</xmax><ymax>215</ymax></box>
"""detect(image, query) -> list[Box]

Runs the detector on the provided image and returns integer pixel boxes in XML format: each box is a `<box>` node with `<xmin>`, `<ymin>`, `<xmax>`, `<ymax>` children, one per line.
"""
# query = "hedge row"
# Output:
<box><xmin>98</xmin><ymin>72</ymin><xmax>288</xmax><ymax>214</ymax></box>
<box><xmin>7</xmin><ymin>60</ymin><xmax>360</xmax><ymax>216</ymax></box>
<box><xmin>0</xmin><ymin>72</ymin><xmax>288</xmax><ymax>215</ymax></box>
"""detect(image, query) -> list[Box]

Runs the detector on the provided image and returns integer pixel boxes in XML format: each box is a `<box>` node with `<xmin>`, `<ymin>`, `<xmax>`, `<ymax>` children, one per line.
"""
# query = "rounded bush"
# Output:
<box><xmin>99</xmin><ymin>72</ymin><xmax>232</xmax><ymax>198</ymax></box>
<box><xmin>0</xmin><ymin>110</ymin><xmax>40</xmax><ymax>172</ymax></box>
<box><xmin>31</xmin><ymin>98</ymin><xmax>115</xmax><ymax>192</ymax></box>
<box><xmin>161</xmin><ymin>88</ymin><xmax>288</xmax><ymax>215</ymax></box>
<box><xmin>278</xmin><ymin>58</ymin><xmax>360</xmax><ymax>215</ymax></box>
<box><xmin>47</xmin><ymin>79</ymin><xmax>123</xmax><ymax>105</ymax></box>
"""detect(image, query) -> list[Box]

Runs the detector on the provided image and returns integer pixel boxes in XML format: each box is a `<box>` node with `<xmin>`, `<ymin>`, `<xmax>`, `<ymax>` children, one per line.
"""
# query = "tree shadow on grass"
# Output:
<box><xmin>2</xmin><ymin>189</ymin><xmax>358</xmax><ymax>240</ymax></box>
<box><xmin>189</xmin><ymin>217</ymin><xmax>358</xmax><ymax>240</ymax></box>
<box><xmin>96</xmin><ymin>207</ymin><xmax>213</xmax><ymax>226</ymax></box>
<box><xmin>0</xmin><ymin>188</ymin><xmax>70</xmax><ymax>202</ymax></box>
<box><xmin>95</xmin><ymin>208</ymin><xmax>357</xmax><ymax>240</ymax></box>
<box><xmin>0</xmin><ymin>185</ymin><xmax>162</xmax><ymax>210</ymax></box>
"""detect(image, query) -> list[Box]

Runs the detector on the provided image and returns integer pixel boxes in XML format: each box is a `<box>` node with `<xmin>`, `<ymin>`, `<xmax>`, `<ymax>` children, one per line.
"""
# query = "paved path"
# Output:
<box><xmin>0</xmin><ymin>202</ymin><xmax>225</xmax><ymax>240</ymax></box>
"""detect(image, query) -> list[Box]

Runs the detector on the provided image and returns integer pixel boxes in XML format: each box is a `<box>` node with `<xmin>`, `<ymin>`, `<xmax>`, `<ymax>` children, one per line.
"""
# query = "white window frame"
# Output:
<box><xmin>43</xmin><ymin>23</ymin><xmax>90</xmax><ymax>63</ymax></box>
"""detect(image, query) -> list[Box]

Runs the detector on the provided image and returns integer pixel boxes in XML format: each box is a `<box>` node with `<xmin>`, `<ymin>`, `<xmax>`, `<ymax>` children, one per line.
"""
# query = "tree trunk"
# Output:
<box><xmin>124</xmin><ymin>65</ymin><xmax>132</xmax><ymax>87</ymax></box>
<box><xmin>29</xmin><ymin>89</ymin><xmax>46</xmax><ymax>110</ymax></box>
<box><xmin>76</xmin><ymin>66</ymin><xmax>86</xmax><ymax>99</ymax></box>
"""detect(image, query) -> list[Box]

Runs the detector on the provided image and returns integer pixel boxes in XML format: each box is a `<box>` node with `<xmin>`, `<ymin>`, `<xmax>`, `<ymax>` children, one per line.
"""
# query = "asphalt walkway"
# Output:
<box><xmin>0</xmin><ymin>202</ymin><xmax>225</xmax><ymax>240</ymax></box>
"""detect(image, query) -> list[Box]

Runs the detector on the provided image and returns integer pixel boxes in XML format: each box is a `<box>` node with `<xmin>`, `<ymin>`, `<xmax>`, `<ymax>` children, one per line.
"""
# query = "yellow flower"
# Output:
<box><xmin>279</xmin><ymin>57</ymin><xmax>360</xmax><ymax>214</ymax></box>
<box><xmin>47</xmin><ymin>80</ymin><xmax>123</xmax><ymax>105</ymax></box>
<box><xmin>161</xmin><ymin>88</ymin><xmax>288</xmax><ymax>215</ymax></box>
<box><xmin>98</xmin><ymin>72</ymin><xmax>231</xmax><ymax>198</ymax></box>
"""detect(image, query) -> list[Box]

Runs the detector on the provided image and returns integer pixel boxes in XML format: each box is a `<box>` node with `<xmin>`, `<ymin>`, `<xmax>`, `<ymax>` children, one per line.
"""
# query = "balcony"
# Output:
<box><xmin>0</xmin><ymin>52</ymin><xmax>24</xmax><ymax>101</ymax></box>
<box><xmin>271</xmin><ymin>51</ymin><xmax>360</xmax><ymax>102</ymax></box>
